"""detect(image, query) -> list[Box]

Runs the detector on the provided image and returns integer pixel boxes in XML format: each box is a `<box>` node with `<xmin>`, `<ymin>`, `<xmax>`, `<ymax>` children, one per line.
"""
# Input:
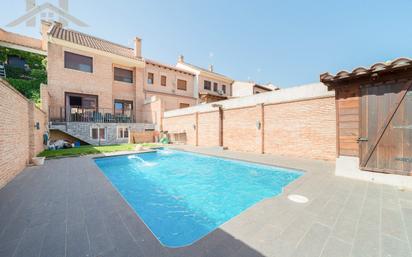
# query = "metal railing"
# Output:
<box><xmin>49</xmin><ymin>106</ymin><xmax>135</xmax><ymax>123</ymax></box>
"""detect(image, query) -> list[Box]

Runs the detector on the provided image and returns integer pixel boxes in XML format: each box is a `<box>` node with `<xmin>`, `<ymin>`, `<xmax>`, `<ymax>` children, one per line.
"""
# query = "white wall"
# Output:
<box><xmin>164</xmin><ymin>82</ymin><xmax>334</xmax><ymax>118</ymax></box>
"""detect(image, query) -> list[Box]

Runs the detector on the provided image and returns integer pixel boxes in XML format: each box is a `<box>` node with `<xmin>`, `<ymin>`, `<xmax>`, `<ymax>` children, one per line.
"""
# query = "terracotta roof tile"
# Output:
<box><xmin>320</xmin><ymin>57</ymin><xmax>412</xmax><ymax>84</ymax></box>
<box><xmin>49</xmin><ymin>25</ymin><xmax>141</xmax><ymax>60</ymax></box>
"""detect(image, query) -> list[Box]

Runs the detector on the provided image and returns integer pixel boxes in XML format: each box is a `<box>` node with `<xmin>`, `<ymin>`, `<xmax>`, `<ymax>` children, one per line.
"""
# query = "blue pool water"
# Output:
<box><xmin>94</xmin><ymin>149</ymin><xmax>302</xmax><ymax>247</ymax></box>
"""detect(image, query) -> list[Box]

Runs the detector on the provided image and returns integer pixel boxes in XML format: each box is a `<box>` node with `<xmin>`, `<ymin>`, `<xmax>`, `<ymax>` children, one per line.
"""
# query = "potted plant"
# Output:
<box><xmin>32</xmin><ymin>156</ymin><xmax>45</xmax><ymax>166</ymax></box>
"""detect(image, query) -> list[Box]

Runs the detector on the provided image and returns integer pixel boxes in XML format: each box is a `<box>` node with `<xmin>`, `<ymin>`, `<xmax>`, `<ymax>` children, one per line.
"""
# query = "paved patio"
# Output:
<box><xmin>0</xmin><ymin>146</ymin><xmax>411</xmax><ymax>257</ymax></box>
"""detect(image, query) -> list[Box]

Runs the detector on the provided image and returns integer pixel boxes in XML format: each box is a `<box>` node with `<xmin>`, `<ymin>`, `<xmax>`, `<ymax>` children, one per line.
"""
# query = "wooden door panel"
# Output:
<box><xmin>403</xmin><ymin>91</ymin><xmax>412</xmax><ymax>172</ymax></box>
<box><xmin>360</xmin><ymin>81</ymin><xmax>412</xmax><ymax>175</ymax></box>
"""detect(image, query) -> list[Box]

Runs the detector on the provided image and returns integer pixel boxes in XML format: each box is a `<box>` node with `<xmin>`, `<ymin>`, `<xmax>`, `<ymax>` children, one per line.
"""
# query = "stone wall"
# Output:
<box><xmin>163</xmin><ymin>83</ymin><xmax>337</xmax><ymax>161</ymax></box>
<box><xmin>52</xmin><ymin>122</ymin><xmax>155</xmax><ymax>145</ymax></box>
<box><xmin>0</xmin><ymin>79</ymin><xmax>46</xmax><ymax>188</ymax></box>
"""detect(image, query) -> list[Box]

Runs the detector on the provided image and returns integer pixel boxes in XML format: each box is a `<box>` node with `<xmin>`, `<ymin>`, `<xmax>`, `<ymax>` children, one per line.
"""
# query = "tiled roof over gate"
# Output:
<box><xmin>320</xmin><ymin>57</ymin><xmax>412</xmax><ymax>84</ymax></box>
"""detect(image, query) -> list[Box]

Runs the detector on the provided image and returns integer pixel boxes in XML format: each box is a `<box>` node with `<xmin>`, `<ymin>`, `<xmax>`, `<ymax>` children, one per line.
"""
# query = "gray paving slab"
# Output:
<box><xmin>290</xmin><ymin>222</ymin><xmax>331</xmax><ymax>257</ymax></box>
<box><xmin>381</xmin><ymin>234</ymin><xmax>412</xmax><ymax>257</ymax></box>
<box><xmin>13</xmin><ymin>223</ymin><xmax>48</xmax><ymax>257</ymax></box>
<box><xmin>0</xmin><ymin>145</ymin><xmax>410</xmax><ymax>257</ymax></box>
<box><xmin>320</xmin><ymin>236</ymin><xmax>351</xmax><ymax>257</ymax></box>
<box><xmin>381</xmin><ymin>207</ymin><xmax>408</xmax><ymax>241</ymax></box>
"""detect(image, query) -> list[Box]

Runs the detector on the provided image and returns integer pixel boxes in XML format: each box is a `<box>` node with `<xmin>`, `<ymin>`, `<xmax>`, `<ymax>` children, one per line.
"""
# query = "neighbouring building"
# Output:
<box><xmin>144</xmin><ymin>59</ymin><xmax>197</xmax><ymax>111</ymax></box>
<box><xmin>176</xmin><ymin>55</ymin><xmax>234</xmax><ymax>103</ymax></box>
<box><xmin>321</xmin><ymin>57</ymin><xmax>412</xmax><ymax>188</ymax></box>
<box><xmin>0</xmin><ymin>28</ymin><xmax>46</xmax><ymax>55</ymax></box>
<box><xmin>231</xmin><ymin>81</ymin><xmax>279</xmax><ymax>97</ymax></box>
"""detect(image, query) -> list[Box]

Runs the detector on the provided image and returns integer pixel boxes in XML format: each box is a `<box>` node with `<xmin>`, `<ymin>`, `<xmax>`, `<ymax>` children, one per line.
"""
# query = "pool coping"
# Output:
<box><xmin>92</xmin><ymin>147</ymin><xmax>306</xmax><ymax>248</ymax></box>
<box><xmin>169</xmin><ymin>147</ymin><xmax>308</xmax><ymax>174</ymax></box>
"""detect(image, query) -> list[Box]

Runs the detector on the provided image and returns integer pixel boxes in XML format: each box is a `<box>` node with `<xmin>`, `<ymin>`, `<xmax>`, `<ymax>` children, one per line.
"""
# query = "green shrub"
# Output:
<box><xmin>6</xmin><ymin>78</ymin><xmax>42</xmax><ymax>103</ymax></box>
<box><xmin>0</xmin><ymin>46</ymin><xmax>47</xmax><ymax>102</ymax></box>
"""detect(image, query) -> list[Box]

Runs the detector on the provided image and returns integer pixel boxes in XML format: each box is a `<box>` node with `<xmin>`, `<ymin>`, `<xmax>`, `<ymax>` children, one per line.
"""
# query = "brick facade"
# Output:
<box><xmin>223</xmin><ymin>106</ymin><xmax>260</xmax><ymax>153</ymax></box>
<box><xmin>263</xmin><ymin>97</ymin><xmax>336</xmax><ymax>160</ymax></box>
<box><xmin>46</xmin><ymin>43</ymin><xmax>146</xmax><ymax>121</ymax></box>
<box><xmin>162</xmin><ymin>114</ymin><xmax>197</xmax><ymax>145</ymax></box>
<box><xmin>0</xmin><ymin>79</ymin><xmax>46</xmax><ymax>188</ymax></box>
<box><xmin>198</xmin><ymin>111</ymin><xmax>220</xmax><ymax>147</ymax></box>
<box><xmin>144</xmin><ymin>62</ymin><xmax>196</xmax><ymax>111</ymax></box>
<box><xmin>163</xmin><ymin>96</ymin><xmax>336</xmax><ymax>160</ymax></box>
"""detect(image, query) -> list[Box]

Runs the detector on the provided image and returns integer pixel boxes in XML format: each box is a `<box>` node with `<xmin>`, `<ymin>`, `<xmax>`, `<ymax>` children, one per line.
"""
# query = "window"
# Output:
<box><xmin>91</xmin><ymin>127</ymin><xmax>106</xmax><ymax>140</ymax></box>
<box><xmin>180</xmin><ymin>103</ymin><xmax>190</xmax><ymax>108</ymax></box>
<box><xmin>114</xmin><ymin>67</ymin><xmax>133</xmax><ymax>83</ymax></box>
<box><xmin>177</xmin><ymin>79</ymin><xmax>187</xmax><ymax>90</ymax></box>
<box><xmin>161</xmin><ymin>75</ymin><xmax>167</xmax><ymax>86</ymax></box>
<box><xmin>114</xmin><ymin>100</ymin><xmax>133</xmax><ymax>116</ymax></box>
<box><xmin>147</xmin><ymin>72</ymin><xmax>154</xmax><ymax>84</ymax></box>
<box><xmin>204</xmin><ymin>80</ymin><xmax>211</xmax><ymax>90</ymax></box>
<box><xmin>99</xmin><ymin>128</ymin><xmax>106</xmax><ymax>140</ymax></box>
<box><xmin>7</xmin><ymin>56</ymin><xmax>27</xmax><ymax>69</ymax></box>
<box><xmin>117</xmin><ymin>127</ymin><xmax>129</xmax><ymax>139</ymax></box>
<box><xmin>66</xmin><ymin>93</ymin><xmax>97</xmax><ymax>114</ymax></box>
<box><xmin>213</xmin><ymin>82</ymin><xmax>218</xmax><ymax>92</ymax></box>
<box><xmin>64</xmin><ymin>51</ymin><xmax>93</xmax><ymax>73</ymax></box>
<box><xmin>222</xmin><ymin>84</ymin><xmax>226</xmax><ymax>94</ymax></box>
<box><xmin>91</xmin><ymin>128</ymin><xmax>98</xmax><ymax>139</ymax></box>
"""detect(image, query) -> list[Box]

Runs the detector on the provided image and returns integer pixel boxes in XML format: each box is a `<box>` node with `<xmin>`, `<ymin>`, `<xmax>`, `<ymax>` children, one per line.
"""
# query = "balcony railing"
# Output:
<box><xmin>49</xmin><ymin>106</ymin><xmax>135</xmax><ymax>123</ymax></box>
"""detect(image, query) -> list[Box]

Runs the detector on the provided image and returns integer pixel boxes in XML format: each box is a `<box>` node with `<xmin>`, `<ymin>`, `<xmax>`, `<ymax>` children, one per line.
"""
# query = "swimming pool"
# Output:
<box><xmin>94</xmin><ymin>149</ymin><xmax>302</xmax><ymax>247</ymax></box>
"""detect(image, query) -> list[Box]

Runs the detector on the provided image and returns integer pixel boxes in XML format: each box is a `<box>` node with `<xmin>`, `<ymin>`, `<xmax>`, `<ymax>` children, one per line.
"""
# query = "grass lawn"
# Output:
<box><xmin>38</xmin><ymin>143</ymin><xmax>159</xmax><ymax>158</ymax></box>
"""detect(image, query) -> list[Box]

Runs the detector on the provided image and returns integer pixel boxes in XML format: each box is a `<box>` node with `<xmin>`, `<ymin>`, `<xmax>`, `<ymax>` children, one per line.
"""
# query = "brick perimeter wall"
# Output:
<box><xmin>0</xmin><ymin>79</ymin><xmax>46</xmax><ymax>188</ymax></box>
<box><xmin>163</xmin><ymin>96</ymin><xmax>336</xmax><ymax>160</ymax></box>
<box><xmin>223</xmin><ymin>106</ymin><xmax>261</xmax><ymax>153</ymax></box>
<box><xmin>198</xmin><ymin>112</ymin><xmax>219</xmax><ymax>147</ymax></box>
<box><xmin>163</xmin><ymin>114</ymin><xmax>197</xmax><ymax>145</ymax></box>
<box><xmin>264</xmin><ymin>97</ymin><xmax>336</xmax><ymax>160</ymax></box>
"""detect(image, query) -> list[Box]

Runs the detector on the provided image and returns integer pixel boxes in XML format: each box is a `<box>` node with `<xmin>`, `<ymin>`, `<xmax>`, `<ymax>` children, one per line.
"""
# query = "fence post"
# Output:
<box><xmin>195</xmin><ymin>112</ymin><xmax>199</xmax><ymax>146</ymax></box>
<box><xmin>219</xmin><ymin>108</ymin><xmax>223</xmax><ymax>147</ymax></box>
<box><xmin>257</xmin><ymin>104</ymin><xmax>264</xmax><ymax>154</ymax></box>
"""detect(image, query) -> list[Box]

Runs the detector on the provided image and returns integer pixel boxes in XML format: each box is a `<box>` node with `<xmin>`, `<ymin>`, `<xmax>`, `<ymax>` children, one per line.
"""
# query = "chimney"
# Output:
<box><xmin>178</xmin><ymin>55</ymin><xmax>184</xmax><ymax>63</ymax></box>
<box><xmin>40</xmin><ymin>20</ymin><xmax>52</xmax><ymax>51</ymax></box>
<box><xmin>134</xmin><ymin>37</ymin><xmax>141</xmax><ymax>58</ymax></box>
<box><xmin>208</xmin><ymin>64</ymin><xmax>214</xmax><ymax>72</ymax></box>
<box><xmin>53</xmin><ymin>21</ymin><xmax>63</xmax><ymax>27</ymax></box>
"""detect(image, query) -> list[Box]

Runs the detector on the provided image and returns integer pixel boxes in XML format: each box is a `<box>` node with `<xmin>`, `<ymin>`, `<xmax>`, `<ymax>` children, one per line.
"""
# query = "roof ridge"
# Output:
<box><xmin>51</xmin><ymin>25</ymin><xmax>133</xmax><ymax>51</ymax></box>
<box><xmin>181</xmin><ymin>62</ymin><xmax>232</xmax><ymax>80</ymax></box>
<box><xmin>145</xmin><ymin>58</ymin><xmax>196</xmax><ymax>75</ymax></box>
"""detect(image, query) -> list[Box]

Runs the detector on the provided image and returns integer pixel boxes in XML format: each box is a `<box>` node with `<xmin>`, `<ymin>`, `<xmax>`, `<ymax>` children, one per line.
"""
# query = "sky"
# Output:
<box><xmin>1</xmin><ymin>0</ymin><xmax>412</xmax><ymax>87</ymax></box>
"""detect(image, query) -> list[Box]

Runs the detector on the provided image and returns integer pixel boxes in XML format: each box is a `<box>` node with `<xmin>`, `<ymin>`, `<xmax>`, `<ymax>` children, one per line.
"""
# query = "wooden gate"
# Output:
<box><xmin>359</xmin><ymin>80</ymin><xmax>412</xmax><ymax>175</ymax></box>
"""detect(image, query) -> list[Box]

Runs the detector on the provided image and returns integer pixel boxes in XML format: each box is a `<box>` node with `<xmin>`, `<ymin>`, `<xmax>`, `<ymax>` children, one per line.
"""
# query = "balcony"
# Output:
<box><xmin>49</xmin><ymin>106</ymin><xmax>135</xmax><ymax>123</ymax></box>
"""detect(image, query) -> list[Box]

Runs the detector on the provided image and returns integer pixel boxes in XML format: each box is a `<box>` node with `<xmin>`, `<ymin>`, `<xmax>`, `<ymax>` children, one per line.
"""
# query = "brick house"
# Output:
<box><xmin>0</xmin><ymin>21</ymin><xmax>240</xmax><ymax>145</ymax></box>
<box><xmin>176</xmin><ymin>55</ymin><xmax>234</xmax><ymax>103</ymax></box>
<box><xmin>39</xmin><ymin>21</ymin><xmax>231</xmax><ymax>144</ymax></box>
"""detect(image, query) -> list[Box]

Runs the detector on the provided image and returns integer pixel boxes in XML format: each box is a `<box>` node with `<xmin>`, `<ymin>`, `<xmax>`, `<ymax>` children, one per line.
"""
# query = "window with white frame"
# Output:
<box><xmin>117</xmin><ymin>127</ymin><xmax>129</xmax><ymax>139</ymax></box>
<box><xmin>91</xmin><ymin>127</ymin><xmax>107</xmax><ymax>140</ymax></box>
